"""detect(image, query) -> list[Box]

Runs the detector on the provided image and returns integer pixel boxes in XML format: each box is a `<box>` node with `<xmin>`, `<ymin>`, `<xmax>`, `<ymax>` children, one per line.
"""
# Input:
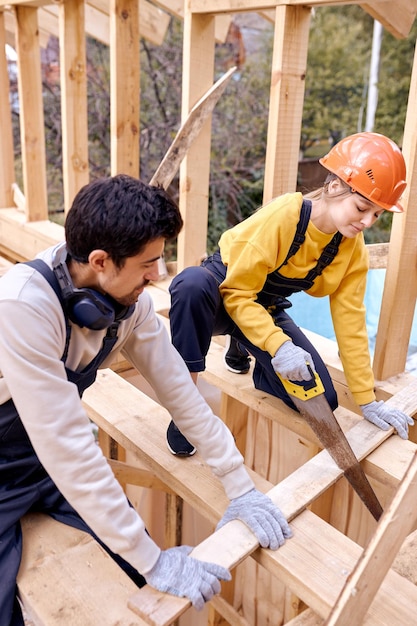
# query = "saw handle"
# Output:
<box><xmin>278</xmin><ymin>365</ymin><xmax>325</xmax><ymax>400</ymax></box>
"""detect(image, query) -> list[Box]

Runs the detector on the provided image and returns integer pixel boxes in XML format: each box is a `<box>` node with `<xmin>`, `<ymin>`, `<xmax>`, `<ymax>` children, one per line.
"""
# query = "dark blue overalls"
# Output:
<box><xmin>169</xmin><ymin>199</ymin><xmax>342</xmax><ymax>411</ymax></box>
<box><xmin>0</xmin><ymin>260</ymin><xmax>145</xmax><ymax>626</ymax></box>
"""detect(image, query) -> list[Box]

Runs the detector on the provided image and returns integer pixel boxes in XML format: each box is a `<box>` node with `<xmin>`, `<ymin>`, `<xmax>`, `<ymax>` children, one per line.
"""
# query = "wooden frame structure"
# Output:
<box><xmin>1</xmin><ymin>0</ymin><xmax>417</xmax><ymax>624</ymax></box>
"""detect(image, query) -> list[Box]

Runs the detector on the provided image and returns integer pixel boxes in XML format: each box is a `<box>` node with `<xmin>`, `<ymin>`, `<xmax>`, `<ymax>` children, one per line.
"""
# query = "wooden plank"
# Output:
<box><xmin>0</xmin><ymin>208</ymin><xmax>63</xmax><ymax>262</ymax></box>
<box><xmin>188</xmin><ymin>0</ymin><xmax>415</xmax><ymax>39</ymax></box>
<box><xmin>110</xmin><ymin>0</ymin><xmax>140</xmax><ymax>176</ymax></box>
<box><xmin>82</xmin><ymin>369</ymin><xmax>417</xmax><ymax>625</ymax></box>
<box><xmin>107</xmin><ymin>458</ymin><xmax>175</xmax><ymax>492</ymax></box>
<box><xmin>18</xmin><ymin>513</ymin><xmax>149</xmax><ymax>625</ymax></box>
<box><xmin>177</xmin><ymin>10</ymin><xmax>215</xmax><ymax>270</ymax></box>
<box><xmin>59</xmin><ymin>0</ymin><xmax>89</xmax><ymax>215</ymax></box>
<box><xmin>150</xmin><ymin>0</ymin><xmax>232</xmax><ymax>43</ymax></box>
<box><xmin>14</xmin><ymin>5</ymin><xmax>48</xmax><ymax>221</ymax></box>
<box><xmin>360</xmin><ymin>0</ymin><xmax>417</xmax><ymax>39</ymax></box>
<box><xmin>263</xmin><ymin>5</ymin><xmax>311</xmax><ymax>202</ymax></box>
<box><xmin>373</xmin><ymin>38</ymin><xmax>417</xmax><ymax>380</ymax></box>
<box><xmin>129</xmin><ymin>510</ymin><xmax>417</xmax><ymax>626</ymax></box>
<box><xmin>40</xmin><ymin>0</ymin><xmax>170</xmax><ymax>47</ymax></box>
<box><xmin>326</xmin><ymin>450</ymin><xmax>417</xmax><ymax>625</ymax></box>
<box><xmin>0</xmin><ymin>12</ymin><xmax>15</xmax><ymax>208</ymax></box>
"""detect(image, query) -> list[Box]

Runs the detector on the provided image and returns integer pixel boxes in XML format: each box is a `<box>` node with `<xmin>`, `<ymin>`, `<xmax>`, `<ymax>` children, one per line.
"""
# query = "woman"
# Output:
<box><xmin>167</xmin><ymin>132</ymin><xmax>413</xmax><ymax>456</ymax></box>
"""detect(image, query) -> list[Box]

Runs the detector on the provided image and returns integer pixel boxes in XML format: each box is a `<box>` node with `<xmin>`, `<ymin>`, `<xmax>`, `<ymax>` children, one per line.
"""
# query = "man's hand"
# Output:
<box><xmin>361</xmin><ymin>400</ymin><xmax>414</xmax><ymax>440</ymax></box>
<box><xmin>145</xmin><ymin>546</ymin><xmax>231</xmax><ymax>611</ymax></box>
<box><xmin>271</xmin><ymin>341</ymin><xmax>315</xmax><ymax>382</ymax></box>
<box><xmin>216</xmin><ymin>488</ymin><xmax>292</xmax><ymax>550</ymax></box>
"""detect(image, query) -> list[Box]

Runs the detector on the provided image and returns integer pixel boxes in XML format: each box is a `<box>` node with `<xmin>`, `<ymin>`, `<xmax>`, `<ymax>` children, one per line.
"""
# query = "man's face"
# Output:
<box><xmin>98</xmin><ymin>238</ymin><xmax>164</xmax><ymax>307</ymax></box>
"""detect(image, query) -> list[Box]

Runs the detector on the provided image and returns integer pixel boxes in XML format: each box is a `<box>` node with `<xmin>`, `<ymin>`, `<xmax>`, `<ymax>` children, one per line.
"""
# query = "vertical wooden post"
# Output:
<box><xmin>14</xmin><ymin>6</ymin><xmax>48</xmax><ymax>221</ymax></box>
<box><xmin>59</xmin><ymin>0</ymin><xmax>89</xmax><ymax>215</ymax></box>
<box><xmin>177</xmin><ymin>9</ymin><xmax>215</xmax><ymax>270</ymax></box>
<box><xmin>373</xmin><ymin>42</ymin><xmax>417</xmax><ymax>380</ymax></box>
<box><xmin>263</xmin><ymin>5</ymin><xmax>311</xmax><ymax>203</ymax></box>
<box><xmin>110</xmin><ymin>0</ymin><xmax>140</xmax><ymax>177</ymax></box>
<box><xmin>0</xmin><ymin>12</ymin><xmax>15</xmax><ymax>208</ymax></box>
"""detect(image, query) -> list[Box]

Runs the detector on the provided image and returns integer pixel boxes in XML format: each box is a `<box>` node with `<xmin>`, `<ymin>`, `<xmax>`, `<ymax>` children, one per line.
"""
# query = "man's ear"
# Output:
<box><xmin>88</xmin><ymin>249</ymin><xmax>109</xmax><ymax>273</ymax></box>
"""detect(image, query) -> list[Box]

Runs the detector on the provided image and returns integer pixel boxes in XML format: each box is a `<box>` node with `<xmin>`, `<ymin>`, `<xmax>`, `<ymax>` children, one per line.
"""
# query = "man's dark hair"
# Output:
<box><xmin>65</xmin><ymin>175</ymin><xmax>183</xmax><ymax>267</ymax></box>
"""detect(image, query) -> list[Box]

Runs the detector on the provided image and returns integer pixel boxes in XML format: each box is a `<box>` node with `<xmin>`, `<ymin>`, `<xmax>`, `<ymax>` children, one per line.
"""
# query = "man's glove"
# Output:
<box><xmin>361</xmin><ymin>400</ymin><xmax>414</xmax><ymax>440</ymax></box>
<box><xmin>145</xmin><ymin>545</ymin><xmax>231</xmax><ymax>611</ymax></box>
<box><xmin>216</xmin><ymin>488</ymin><xmax>292</xmax><ymax>550</ymax></box>
<box><xmin>271</xmin><ymin>341</ymin><xmax>315</xmax><ymax>382</ymax></box>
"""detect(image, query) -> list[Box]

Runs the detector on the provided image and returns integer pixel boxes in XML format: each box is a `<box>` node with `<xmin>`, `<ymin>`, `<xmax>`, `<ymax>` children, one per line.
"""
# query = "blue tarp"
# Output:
<box><xmin>289</xmin><ymin>269</ymin><xmax>417</xmax><ymax>366</ymax></box>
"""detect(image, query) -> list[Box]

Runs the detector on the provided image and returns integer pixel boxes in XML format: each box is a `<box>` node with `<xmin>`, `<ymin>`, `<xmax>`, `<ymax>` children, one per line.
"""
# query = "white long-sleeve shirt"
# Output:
<box><xmin>0</xmin><ymin>243</ymin><xmax>254</xmax><ymax>575</ymax></box>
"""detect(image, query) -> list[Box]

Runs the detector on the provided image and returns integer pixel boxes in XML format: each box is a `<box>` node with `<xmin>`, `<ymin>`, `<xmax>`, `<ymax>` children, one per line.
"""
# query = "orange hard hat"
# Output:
<box><xmin>319</xmin><ymin>132</ymin><xmax>407</xmax><ymax>212</ymax></box>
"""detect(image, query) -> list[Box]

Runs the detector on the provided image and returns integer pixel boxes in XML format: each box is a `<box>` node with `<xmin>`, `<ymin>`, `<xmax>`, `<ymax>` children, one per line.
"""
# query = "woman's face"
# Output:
<box><xmin>326</xmin><ymin>179</ymin><xmax>384</xmax><ymax>238</ymax></box>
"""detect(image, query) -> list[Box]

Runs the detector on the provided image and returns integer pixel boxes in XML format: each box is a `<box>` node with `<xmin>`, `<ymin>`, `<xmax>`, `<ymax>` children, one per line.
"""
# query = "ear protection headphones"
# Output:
<box><xmin>52</xmin><ymin>245</ymin><xmax>135</xmax><ymax>330</ymax></box>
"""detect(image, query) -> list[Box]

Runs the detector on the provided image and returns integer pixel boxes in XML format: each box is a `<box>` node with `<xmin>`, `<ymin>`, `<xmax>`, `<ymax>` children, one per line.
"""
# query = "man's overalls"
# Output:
<box><xmin>169</xmin><ymin>199</ymin><xmax>342</xmax><ymax>411</ymax></box>
<box><xmin>0</xmin><ymin>261</ymin><xmax>145</xmax><ymax>626</ymax></box>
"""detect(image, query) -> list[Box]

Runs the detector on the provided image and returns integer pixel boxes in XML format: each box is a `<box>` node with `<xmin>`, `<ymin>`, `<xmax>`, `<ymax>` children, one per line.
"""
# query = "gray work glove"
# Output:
<box><xmin>271</xmin><ymin>341</ymin><xmax>315</xmax><ymax>382</ymax></box>
<box><xmin>216</xmin><ymin>488</ymin><xmax>292</xmax><ymax>550</ymax></box>
<box><xmin>361</xmin><ymin>400</ymin><xmax>414</xmax><ymax>440</ymax></box>
<box><xmin>145</xmin><ymin>545</ymin><xmax>231</xmax><ymax>611</ymax></box>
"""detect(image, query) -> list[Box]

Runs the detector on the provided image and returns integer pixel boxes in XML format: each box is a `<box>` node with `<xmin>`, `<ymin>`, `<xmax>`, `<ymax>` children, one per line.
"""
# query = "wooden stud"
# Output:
<box><xmin>263</xmin><ymin>5</ymin><xmax>311</xmax><ymax>202</ymax></box>
<box><xmin>373</xmin><ymin>38</ymin><xmax>417</xmax><ymax>380</ymax></box>
<box><xmin>110</xmin><ymin>0</ymin><xmax>140</xmax><ymax>176</ymax></box>
<box><xmin>14</xmin><ymin>5</ymin><xmax>48</xmax><ymax>221</ymax></box>
<box><xmin>177</xmin><ymin>9</ymin><xmax>215</xmax><ymax>270</ymax></box>
<box><xmin>326</xmin><ymin>451</ymin><xmax>417</xmax><ymax>625</ymax></box>
<box><xmin>59</xmin><ymin>0</ymin><xmax>89</xmax><ymax>215</ymax></box>
<box><xmin>0</xmin><ymin>12</ymin><xmax>15</xmax><ymax>208</ymax></box>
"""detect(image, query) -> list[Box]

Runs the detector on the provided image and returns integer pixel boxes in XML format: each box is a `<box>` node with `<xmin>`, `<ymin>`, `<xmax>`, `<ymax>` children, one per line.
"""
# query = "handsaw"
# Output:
<box><xmin>149</xmin><ymin>65</ymin><xmax>237</xmax><ymax>190</ymax></box>
<box><xmin>149</xmin><ymin>66</ymin><xmax>236</xmax><ymax>278</ymax></box>
<box><xmin>278</xmin><ymin>368</ymin><xmax>383</xmax><ymax>521</ymax></box>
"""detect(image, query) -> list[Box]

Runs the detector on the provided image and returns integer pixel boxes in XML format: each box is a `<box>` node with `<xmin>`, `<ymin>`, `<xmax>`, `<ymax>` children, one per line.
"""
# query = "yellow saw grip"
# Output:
<box><xmin>277</xmin><ymin>364</ymin><xmax>325</xmax><ymax>400</ymax></box>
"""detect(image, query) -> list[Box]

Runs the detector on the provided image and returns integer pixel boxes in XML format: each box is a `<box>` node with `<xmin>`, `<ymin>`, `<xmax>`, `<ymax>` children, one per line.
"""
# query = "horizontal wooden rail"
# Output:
<box><xmin>82</xmin><ymin>369</ymin><xmax>417</xmax><ymax>625</ymax></box>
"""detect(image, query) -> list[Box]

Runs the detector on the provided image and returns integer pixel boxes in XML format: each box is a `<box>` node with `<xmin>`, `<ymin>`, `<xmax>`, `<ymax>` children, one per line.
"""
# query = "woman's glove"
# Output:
<box><xmin>145</xmin><ymin>545</ymin><xmax>231</xmax><ymax>611</ymax></box>
<box><xmin>216</xmin><ymin>488</ymin><xmax>292</xmax><ymax>550</ymax></box>
<box><xmin>271</xmin><ymin>341</ymin><xmax>315</xmax><ymax>382</ymax></box>
<box><xmin>360</xmin><ymin>400</ymin><xmax>414</xmax><ymax>440</ymax></box>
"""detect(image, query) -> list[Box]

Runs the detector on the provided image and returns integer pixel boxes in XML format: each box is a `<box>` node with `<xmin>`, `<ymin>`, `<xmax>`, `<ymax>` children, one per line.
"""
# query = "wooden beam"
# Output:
<box><xmin>18</xmin><ymin>513</ymin><xmax>150</xmax><ymax>625</ymax></box>
<box><xmin>189</xmin><ymin>0</ymin><xmax>416</xmax><ymax>39</ymax></box>
<box><xmin>373</xmin><ymin>39</ymin><xmax>417</xmax><ymax>380</ymax></box>
<box><xmin>263</xmin><ymin>5</ymin><xmax>311</xmax><ymax>201</ymax></box>
<box><xmin>3</xmin><ymin>9</ymin><xmax>50</xmax><ymax>48</ymax></box>
<box><xmin>0</xmin><ymin>208</ymin><xmax>63</xmax><ymax>262</ymax></box>
<box><xmin>361</xmin><ymin>0</ymin><xmax>417</xmax><ymax>39</ymax></box>
<box><xmin>326</xmin><ymin>451</ymin><xmax>417</xmax><ymax>625</ymax></box>
<box><xmin>82</xmin><ymin>369</ymin><xmax>417</xmax><ymax>624</ymax></box>
<box><xmin>14</xmin><ymin>5</ymin><xmax>48</xmax><ymax>221</ymax></box>
<box><xmin>151</xmin><ymin>0</ymin><xmax>232</xmax><ymax>43</ymax></box>
<box><xmin>110</xmin><ymin>0</ymin><xmax>140</xmax><ymax>176</ymax></box>
<box><xmin>0</xmin><ymin>12</ymin><xmax>15</xmax><ymax>208</ymax></box>
<box><xmin>89</xmin><ymin>0</ymin><xmax>170</xmax><ymax>46</ymax></box>
<box><xmin>59</xmin><ymin>0</ymin><xmax>89</xmax><ymax>215</ymax></box>
<box><xmin>38</xmin><ymin>0</ymin><xmax>170</xmax><ymax>47</ymax></box>
<box><xmin>177</xmin><ymin>10</ymin><xmax>215</xmax><ymax>269</ymax></box>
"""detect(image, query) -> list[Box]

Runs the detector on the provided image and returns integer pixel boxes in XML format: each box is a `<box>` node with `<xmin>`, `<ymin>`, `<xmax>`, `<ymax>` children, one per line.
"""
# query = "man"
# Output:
<box><xmin>0</xmin><ymin>175</ymin><xmax>291</xmax><ymax>625</ymax></box>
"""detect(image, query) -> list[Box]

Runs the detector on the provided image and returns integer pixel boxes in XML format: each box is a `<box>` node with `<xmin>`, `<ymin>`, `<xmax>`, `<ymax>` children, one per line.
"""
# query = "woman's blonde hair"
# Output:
<box><xmin>304</xmin><ymin>173</ymin><xmax>377</xmax><ymax>209</ymax></box>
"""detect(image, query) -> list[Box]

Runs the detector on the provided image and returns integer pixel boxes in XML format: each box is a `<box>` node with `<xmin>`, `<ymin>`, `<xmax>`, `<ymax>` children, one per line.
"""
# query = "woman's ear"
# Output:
<box><xmin>327</xmin><ymin>177</ymin><xmax>344</xmax><ymax>195</ymax></box>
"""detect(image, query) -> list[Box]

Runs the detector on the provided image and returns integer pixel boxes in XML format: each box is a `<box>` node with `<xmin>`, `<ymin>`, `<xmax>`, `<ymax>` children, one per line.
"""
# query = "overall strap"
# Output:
<box><xmin>304</xmin><ymin>231</ymin><xmax>343</xmax><ymax>282</ymax></box>
<box><xmin>280</xmin><ymin>199</ymin><xmax>312</xmax><ymax>267</ymax></box>
<box><xmin>25</xmin><ymin>259</ymin><xmax>71</xmax><ymax>362</ymax></box>
<box><xmin>24</xmin><ymin>259</ymin><xmax>121</xmax><ymax>367</ymax></box>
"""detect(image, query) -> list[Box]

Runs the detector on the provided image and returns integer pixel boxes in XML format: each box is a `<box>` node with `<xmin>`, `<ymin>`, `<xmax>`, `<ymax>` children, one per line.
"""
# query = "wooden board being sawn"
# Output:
<box><xmin>82</xmin><ymin>369</ymin><xmax>417</xmax><ymax>626</ymax></box>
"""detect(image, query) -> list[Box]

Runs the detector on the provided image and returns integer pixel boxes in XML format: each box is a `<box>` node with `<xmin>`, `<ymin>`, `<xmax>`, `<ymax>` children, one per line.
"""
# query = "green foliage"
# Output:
<box><xmin>9</xmin><ymin>8</ymin><xmax>416</xmax><ymax>247</ymax></box>
<box><xmin>373</xmin><ymin>20</ymin><xmax>417</xmax><ymax>143</ymax></box>
<box><xmin>303</xmin><ymin>6</ymin><xmax>374</xmax><ymax>154</ymax></box>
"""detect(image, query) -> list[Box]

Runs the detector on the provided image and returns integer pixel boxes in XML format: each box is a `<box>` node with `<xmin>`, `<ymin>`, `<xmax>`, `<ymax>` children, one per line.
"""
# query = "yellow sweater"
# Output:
<box><xmin>218</xmin><ymin>192</ymin><xmax>375</xmax><ymax>406</ymax></box>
